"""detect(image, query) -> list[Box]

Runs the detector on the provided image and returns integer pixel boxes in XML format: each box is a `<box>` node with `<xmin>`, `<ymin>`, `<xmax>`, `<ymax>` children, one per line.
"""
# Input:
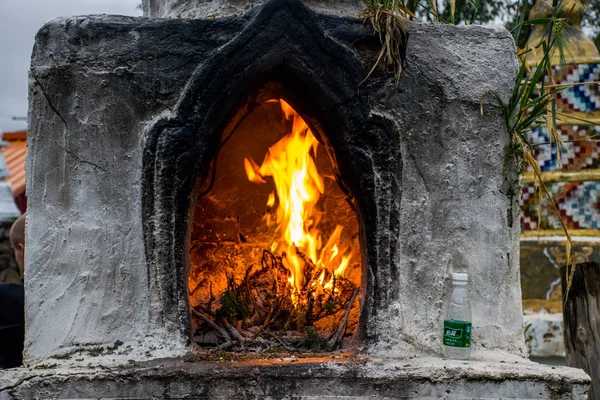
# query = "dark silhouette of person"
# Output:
<box><xmin>0</xmin><ymin>214</ymin><xmax>26</xmax><ymax>368</ymax></box>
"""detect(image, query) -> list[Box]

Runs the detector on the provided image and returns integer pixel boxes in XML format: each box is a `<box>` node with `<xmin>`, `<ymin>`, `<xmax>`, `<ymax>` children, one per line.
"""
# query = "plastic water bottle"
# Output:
<box><xmin>442</xmin><ymin>272</ymin><xmax>472</xmax><ymax>360</ymax></box>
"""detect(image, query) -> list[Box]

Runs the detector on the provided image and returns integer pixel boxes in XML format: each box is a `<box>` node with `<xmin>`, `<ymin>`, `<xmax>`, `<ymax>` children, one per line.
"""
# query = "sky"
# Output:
<box><xmin>0</xmin><ymin>0</ymin><xmax>142</xmax><ymax>133</ymax></box>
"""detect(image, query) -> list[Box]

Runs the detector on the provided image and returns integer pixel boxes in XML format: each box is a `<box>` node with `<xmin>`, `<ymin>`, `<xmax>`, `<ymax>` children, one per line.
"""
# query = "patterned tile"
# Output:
<box><xmin>552</xmin><ymin>64</ymin><xmax>600</xmax><ymax>113</ymax></box>
<box><xmin>521</xmin><ymin>181</ymin><xmax>600</xmax><ymax>230</ymax></box>
<box><xmin>521</xmin><ymin>63</ymin><xmax>600</xmax><ymax>232</ymax></box>
<box><xmin>526</xmin><ymin>125</ymin><xmax>600</xmax><ymax>171</ymax></box>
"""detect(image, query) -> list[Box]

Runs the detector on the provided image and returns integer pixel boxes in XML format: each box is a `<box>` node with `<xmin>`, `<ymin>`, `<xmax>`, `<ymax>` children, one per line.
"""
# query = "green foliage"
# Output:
<box><xmin>506</xmin><ymin>1</ymin><xmax>533</xmax><ymax>50</ymax></box>
<box><xmin>361</xmin><ymin>0</ymin><xmax>600</xmax><ymax>88</ymax></box>
<box><xmin>217</xmin><ymin>290</ymin><xmax>252</xmax><ymax>321</ymax></box>
<box><xmin>301</xmin><ymin>327</ymin><xmax>328</xmax><ymax>351</ymax></box>
<box><xmin>216</xmin><ymin>278</ymin><xmax>253</xmax><ymax>322</ymax></box>
<box><xmin>363</xmin><ymin>0</ymin><xmax>400</xmax><ymax>9</ymax></box>
<box><xmin>399</xmin><ymin>0</ymin><xmax>599</xmax><ymax>52</ymax></box>
<box><xmin>497</xmin><ymin>51</ymin><xmax>561</xmax><ymax>151</ymax></box>
<box><xmin>416</xmin><ymin>0</ymin><xmax>507</xmax><ymax>24</ymax></box>
<box><xmin>497</xmin><ymin>0</ymin><xmax>582</xmax><ymax>300</ymax></box>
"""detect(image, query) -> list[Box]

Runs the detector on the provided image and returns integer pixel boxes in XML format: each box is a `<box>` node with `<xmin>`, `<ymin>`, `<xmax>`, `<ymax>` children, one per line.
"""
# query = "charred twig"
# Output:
<box><xmin>265</xmin><ymin>300</ymin><xmax>285</xmax><ymax>329</ymax></box>
<box><xmin>207</xmin><ymin>282</ymin><xmax>215</xmax><ymax>314</ymax></box>
<box><xmin>189</xmin><ymin>281</ymin><xmax>203</xmax><ymax>297</ymax></box>
<box><xmin>330</xmin><ymin>274</ymin><xmax>337</xmax><ymax>303</ymax></box>
<box><xmin>311</xmin><ymin>307</ymin><xmax>347</xmax><ymax>323</ymax></box>
<box><xmin>258</xmin><ymin>344</ymin><xmax>275</xmax><ymax>353</ymax></box>
<box><xmin>223</xmin><ymin>321</ymin><xmax>246</xmax><ymax>348</ymax></box>
<box><xmin>262</xmin><ymin>303</ymin><xmax>276</xmax><ymax>328</ymax></box>
<box><xmin>261</xmin><ymin>330</ymin><xmax>293</xmax><ymax>351</ymax></box>
<box><xmin>216</xmin><ymin>340</ymin><xmax>235</xmax><ymax>350</ymax></box>
<box><xmin>191</xmin><ymin>242</ymin><xmax>359</xmax><ymax>350</ymax></box>
<box><xmin>296</xmin><ymin>249</ymin><xmax>316</xmax><ymax>287</ymax></box>
<box><xmin>192</xmin><ymin>309</ymin><xmax>231</xmax><ymax>343</ymax></box>
<box><xmin>197</xmin><ymin>304</ymin><xmax>218</xmax><ymax>318</ymax></box>
<box><xmin>328</xmin><ymin>289</ymin><xmax>358</xmax><ymax>349</ymax></box>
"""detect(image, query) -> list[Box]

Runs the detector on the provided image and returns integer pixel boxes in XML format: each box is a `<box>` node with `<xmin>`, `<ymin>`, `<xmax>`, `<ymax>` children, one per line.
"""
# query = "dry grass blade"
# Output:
<box><xmin>360</xmin><ymin>0</ymin><xmax>412</xmax><ymax>87</ymax></box>
<box><xmin>546</xmin><ymin>102</ymin><xmax>563</xmax><ymax>166</ymax></box>
<box><xmin>504</xmin><ymin>0</ymin><xmax>585</xmax><ymax>300</ymax></box>
<box><xmin>427</xmin><ymin>0</ymin><xmax>437</xmax><ymax>14</ymax></box>
<box><xmin>564</xmin><ymin>239</ymin><xmax>575</xmax><ymax>301</ymax></box>
<box><xmin>546</xmin><ymin>80</ymin><xmax>600</xmax><ymax>88</ymax></box>
<box><xmin>522</xmin><ymin>149</ymin><xmax>575</xmax><ymax>302</ymax></box>
<box><xmin>555</xmin><ymin>111</ymin><xmax>600</xmax><ymax>125</ymax></box>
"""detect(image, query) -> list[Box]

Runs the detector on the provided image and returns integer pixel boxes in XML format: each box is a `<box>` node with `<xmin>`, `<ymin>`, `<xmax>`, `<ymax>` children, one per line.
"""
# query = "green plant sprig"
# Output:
<box><xmin>501</xmin><ymin>0</ymin><xmax>583</xmax><ymax>301</ymax></box>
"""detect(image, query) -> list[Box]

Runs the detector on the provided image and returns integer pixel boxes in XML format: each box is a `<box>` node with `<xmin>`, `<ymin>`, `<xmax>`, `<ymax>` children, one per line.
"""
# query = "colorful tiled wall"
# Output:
<box><xmin>552</xmin><ymin>63</ymin><xmax>599</xmax><ymax>113</ymax></box>
<box><xmin>520</xmin><ymin>63</ymin><xmax>600</xmax><ymax>232</ymax></box>
<box><xmin>527</xmin><ymin>125</ymin><xmax>600</xmax><ymax>172</ymax></box>
<box><xmin>522</xmin><ymin>181</ymin><xmax>600</xmax><ymax>230</ymax></box>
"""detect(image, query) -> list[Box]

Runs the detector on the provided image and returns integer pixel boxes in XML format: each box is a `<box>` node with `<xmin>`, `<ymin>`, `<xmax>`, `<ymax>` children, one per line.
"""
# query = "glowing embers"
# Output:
<box><xmin>189</xmin><ymin>99</ymin><xmax>360</xmax><ymax>352</ymax></box>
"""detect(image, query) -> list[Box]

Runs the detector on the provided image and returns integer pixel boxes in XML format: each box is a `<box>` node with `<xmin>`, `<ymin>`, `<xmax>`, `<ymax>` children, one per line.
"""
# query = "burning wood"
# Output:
<box><xmin>191</xmin><ymin>99</ymin><xmax>360</xmax><ymax>352</ymax></box>
<box><xmin>192</xmin><ymin>249</ymin><xmax>357</xmax><ymax>351</ymax></box>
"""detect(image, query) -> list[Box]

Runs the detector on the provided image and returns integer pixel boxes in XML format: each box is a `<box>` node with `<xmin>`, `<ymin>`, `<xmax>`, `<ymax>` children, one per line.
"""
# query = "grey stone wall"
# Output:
<box><xmin>142</xmin><ymin>0</ymin><xmax>363</xmax><ymax>18</ymax></box>
<box><xmin>367</xmin><ymin>23</ymin><xmax>524</xmax><ymax>356</ymax></box>
<box><xmin>26</xmin><ymin>15</ymin><xmax>189</xmax><ymax>361</ymax></box>
<box><xmin>26</xmin><ymin>0</ymin><xmax>524</xmax><ymax>363</ymax></box>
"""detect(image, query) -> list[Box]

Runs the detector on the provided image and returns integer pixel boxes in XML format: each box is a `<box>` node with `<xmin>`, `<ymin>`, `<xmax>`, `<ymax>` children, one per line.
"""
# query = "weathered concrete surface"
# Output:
<box><xmin>142</xmin><ymin>0</ymin><xmax>363</xmax><ymax>18</ymax></box>
<box><xmin>360</xmin><ymin>23</ymin><xmax>524</xmax><ymax>357</ymax></box>
<box><xmin>0</xmin><ymin>357</ymin><xmax>591</xmax><ymax>399</ymax></box>
<box><xmin>27</xmin><ymin>0</ymin><xmax>523</xmax><ymax>364</ymax></box>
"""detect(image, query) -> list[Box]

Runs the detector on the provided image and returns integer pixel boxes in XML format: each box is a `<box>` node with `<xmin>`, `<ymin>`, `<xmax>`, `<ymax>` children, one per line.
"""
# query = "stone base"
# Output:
<box><xmin>0</xmin><ymin>356</ymin><xmax>590</xmax><ymax>399</ymax></box>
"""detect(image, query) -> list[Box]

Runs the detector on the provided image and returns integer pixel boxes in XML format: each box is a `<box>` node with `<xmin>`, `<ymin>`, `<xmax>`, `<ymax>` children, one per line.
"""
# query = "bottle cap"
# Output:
<box><xmin>452</xmin><ymin>272</ymin><xmax>468</xmax><ymax>282</ymax></box>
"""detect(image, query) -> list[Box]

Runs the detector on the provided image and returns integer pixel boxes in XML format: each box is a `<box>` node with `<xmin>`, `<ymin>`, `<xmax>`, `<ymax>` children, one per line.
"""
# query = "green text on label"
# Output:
<box><xmin>443</xmin><ymin>319</ymin><xmax>472</xmax><ymax>348</ymax></box>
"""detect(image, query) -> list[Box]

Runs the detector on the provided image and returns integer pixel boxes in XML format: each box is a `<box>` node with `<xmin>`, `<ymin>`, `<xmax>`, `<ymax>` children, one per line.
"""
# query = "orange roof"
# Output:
<box><xmin>1</xmin><ymin>131</ymin><xmax>26</xmax><ymax>197</ymax></box>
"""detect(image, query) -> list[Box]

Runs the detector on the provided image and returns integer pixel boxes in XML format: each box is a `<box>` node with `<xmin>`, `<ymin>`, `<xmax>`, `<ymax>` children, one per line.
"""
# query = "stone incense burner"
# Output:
<box><xmin>0</xmin><ymin>0</ymin><xmax>590</xmax><ymax>398</ymax></box>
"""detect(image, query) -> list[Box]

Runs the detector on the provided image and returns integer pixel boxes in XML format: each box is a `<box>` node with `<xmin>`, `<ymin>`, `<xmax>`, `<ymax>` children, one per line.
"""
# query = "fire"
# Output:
<box><xmin>244</xmin><ymin>99</ymin><xmax>352</xmax><ymax>302</ymax></box>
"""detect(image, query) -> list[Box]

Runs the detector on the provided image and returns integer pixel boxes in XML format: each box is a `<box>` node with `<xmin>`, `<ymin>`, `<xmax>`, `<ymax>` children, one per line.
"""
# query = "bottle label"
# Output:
<box><xmin>443</xmin><ymin>319</ymin><xmax>472</xmax><ymax>348</ymax></box>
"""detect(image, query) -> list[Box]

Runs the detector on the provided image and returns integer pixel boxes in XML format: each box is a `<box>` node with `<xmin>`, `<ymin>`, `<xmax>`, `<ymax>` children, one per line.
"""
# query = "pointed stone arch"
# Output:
<box><xmin>141</xmin><ymin>0</ymin><xmax>401</xmax><ymax>347</ymax></box>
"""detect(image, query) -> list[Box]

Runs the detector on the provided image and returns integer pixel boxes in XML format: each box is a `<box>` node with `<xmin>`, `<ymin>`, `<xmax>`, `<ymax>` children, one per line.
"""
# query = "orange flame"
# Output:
<box><xmin>244</xmin><ymin>99</ymin><xmax>352</xmax><ymax>302</ymax></box>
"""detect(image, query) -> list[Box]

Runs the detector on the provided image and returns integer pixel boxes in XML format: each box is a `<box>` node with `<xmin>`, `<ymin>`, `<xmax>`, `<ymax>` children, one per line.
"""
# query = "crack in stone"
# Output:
<box><xmin>31</xmin><ymin>72</ymin><xmax>67</xmax><ymax>125</ymax></box>
<box><xmin>409</xmin><ymin>150</ymin><xmax>431</xmax><ymax>194</ymax></box>
<box><xmin>55</xmin><ymin>143</ymin><xmax>107</xmax><ymax>172</ymax></box>
<box><xmin>0</xmin><ymin>372</ymin><xmax>43</xmax><ymax>396</ymax></box>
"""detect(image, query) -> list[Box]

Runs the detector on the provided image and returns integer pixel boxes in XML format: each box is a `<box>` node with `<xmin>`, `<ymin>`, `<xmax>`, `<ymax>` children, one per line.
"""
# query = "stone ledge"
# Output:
<box><xmin>0</xmin><ymin>356</ymin><xmax>590</xmax><ymax>399</ymax></box>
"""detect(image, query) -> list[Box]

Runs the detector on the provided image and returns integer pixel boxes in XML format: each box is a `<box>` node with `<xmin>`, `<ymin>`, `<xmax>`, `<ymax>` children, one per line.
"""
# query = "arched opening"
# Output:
<box><xmin>187</xmin><ymin>86</ymin><xmax>363</xmax><ymax>351</ymax></box>
<box><xmin>140</xmin><ymin>0</ymin><xmax>399</xmax><ymax>354</ymax></box>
